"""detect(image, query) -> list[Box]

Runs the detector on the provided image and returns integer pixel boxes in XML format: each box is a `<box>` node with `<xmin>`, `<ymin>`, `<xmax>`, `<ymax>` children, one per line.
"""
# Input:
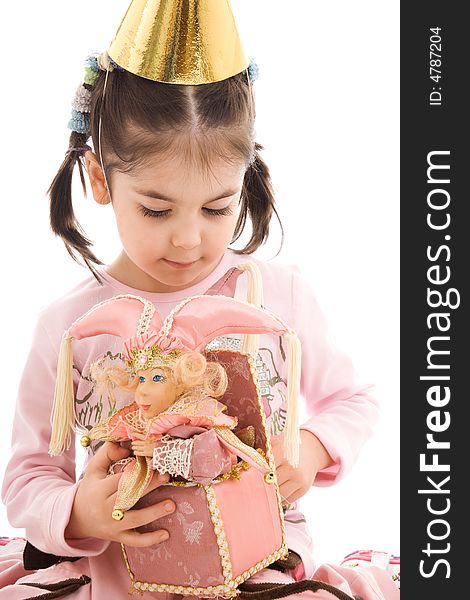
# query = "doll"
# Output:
<box><xmin>81</xmin><ymin>350</ymin><xmax>265</xmax><ymax>519</ymax></box>
<box><xmin>49</xmin><ymin>293</ymin><xmax>302</xmax><ymax>522</ymax></box>
<box><xmin>47</xmin><ymin>292</ymin><xmax>303</xmax><ymax>596</ymax></box>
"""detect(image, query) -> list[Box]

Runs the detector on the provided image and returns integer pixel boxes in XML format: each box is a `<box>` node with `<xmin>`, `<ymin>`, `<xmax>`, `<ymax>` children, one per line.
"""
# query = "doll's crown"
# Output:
<box><xmin>129</xmin><ymin>346</ymin><xmax>183</xmax><ymax>371</ymax></box>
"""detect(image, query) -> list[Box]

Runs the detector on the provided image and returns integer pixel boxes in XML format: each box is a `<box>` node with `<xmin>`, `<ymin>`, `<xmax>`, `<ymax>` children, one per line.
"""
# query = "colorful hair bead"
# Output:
<box><xmin>248</xmin><ymin>58</ymin><xmax>259</xmax><ymax>83</ymax></box>
<box><xmin>84</xmin><ymin>67</ymin><xmax>100</xmax><ymax>86</ymax></box>
<box><xmin>72</xmin><ymin>85</ymin><xmax>92</xmax><ymax>113</ymax></box>
<box><xmin>68</xmin><ymin>110</ymin><xmax>90</xmax><ymax>135</ymax></box>
<box><xmin>85</xmin><ymin>55</ymin><xmax>100</xmax><ymax>73</ymax></box>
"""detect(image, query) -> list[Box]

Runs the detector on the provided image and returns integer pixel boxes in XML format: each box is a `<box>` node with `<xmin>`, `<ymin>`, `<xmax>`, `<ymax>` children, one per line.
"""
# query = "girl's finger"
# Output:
<box><xmin>278</xmin><ymin>480</ymin><xmax>301</xmax><ymax>504</ymax></box>
<box><xmin>274</xmin><ymin>464</ymin><xmax>292</xmax><ymax>487</ymax></box>
<box><xmin>288</xmin><ymin>486</ymin><xmax>305</xmax><ymax>504</ymax></box>
<box><xmin>108</xmin><ymin>472</ymin><xmax>169</xmax><ymax>505</ymax></box>
<box><xmin>83</xmin><ymin>442</ymin><xmax>131</xmax><ymax>480</ymax></box>
<box><xmin>100</xmin><ymin>471</ymin><xmax>126</xmax><ymax>498</ymax></box>
<box><xmin>119</xmin><ymin>528</ymin><xmax>170</xmax><ymax>548</ymax></box>
<box><xmin>119</xmin><ymin>497</ymin><xmax>176</xmax><ymax>531</ymax></box>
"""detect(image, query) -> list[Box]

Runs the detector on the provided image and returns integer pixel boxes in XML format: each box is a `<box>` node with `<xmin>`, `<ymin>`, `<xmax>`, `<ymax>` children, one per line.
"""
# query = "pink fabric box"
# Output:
<box><xmin>125</xmin><ymin>464</ymin><xmax>287</xmax><ymax>597</ymax></box>
<box><xmin>120</xmin><ymin>350</ymin><xmax>289</xmax><ymax>597</ymax></box>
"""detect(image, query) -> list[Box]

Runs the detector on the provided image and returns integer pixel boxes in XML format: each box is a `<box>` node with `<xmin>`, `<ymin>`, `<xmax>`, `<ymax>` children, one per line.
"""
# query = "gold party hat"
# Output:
<box><xmin>107</xmin><ymin>0</ymin><xmax>249</xmax><ymax>84</ymax></box>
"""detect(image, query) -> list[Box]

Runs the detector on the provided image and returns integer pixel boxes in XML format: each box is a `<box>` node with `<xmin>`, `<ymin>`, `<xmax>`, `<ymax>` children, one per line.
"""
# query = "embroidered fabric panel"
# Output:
<box><xmin>127</xmin><ymin>485</ymin><xmax>225</xmax><ymax>587</ymax></box>
<box><xmin>206</xmin><ymin>336</ymin><xmax>287</xmax><ymax>437</ymax></box>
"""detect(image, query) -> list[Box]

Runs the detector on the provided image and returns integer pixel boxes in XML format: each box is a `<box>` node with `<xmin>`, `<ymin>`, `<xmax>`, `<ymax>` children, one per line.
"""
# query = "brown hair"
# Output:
<box><xmin>48</xmin><ymin>67</ymin><xmax>284</xmax><ymax>281</ymax></box>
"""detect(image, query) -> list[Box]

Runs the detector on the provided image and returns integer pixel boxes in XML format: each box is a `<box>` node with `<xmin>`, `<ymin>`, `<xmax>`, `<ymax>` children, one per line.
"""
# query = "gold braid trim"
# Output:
<box><xmin>245</xmin><ymin>353</ymin><xmax>288</xmax><ymax>549</ymax></box>
<box><xmin>121</xmin><ymin>543</ymin><xmax>289</xmax><ymax>597</ymax></box>
<box><xmin>205</xmin><ymin>484</ymin><xmax>234</xmax><ymax>588</ymax></box>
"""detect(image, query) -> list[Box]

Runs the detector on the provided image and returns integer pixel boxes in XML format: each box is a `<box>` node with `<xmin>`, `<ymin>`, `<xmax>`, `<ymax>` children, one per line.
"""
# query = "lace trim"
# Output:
<box><xmin>108</xmin><ymin>457</ymin><xmax>135</xmax><ymax>475</ymax></box>
<box><xmin>152</xmin><ymin>435</ymin><xmax>194</xmax><ymax>479</ymax></box>
<box><xmin>136</xmin><ymin>299</ymin><xmax>156</xmax><ymax>336</ymax></box>
<box><xmin>123</xmin><ymin>409</ymin><xmax>148</xmax><ymax>433</ymax></box>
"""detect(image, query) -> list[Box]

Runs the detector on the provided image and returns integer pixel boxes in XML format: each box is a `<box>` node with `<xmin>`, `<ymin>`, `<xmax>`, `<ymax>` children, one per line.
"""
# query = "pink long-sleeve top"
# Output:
<box><xmin>1</xmin><ymin>249</ymin><xmax>378</xmax><ymax>579</ymax></box>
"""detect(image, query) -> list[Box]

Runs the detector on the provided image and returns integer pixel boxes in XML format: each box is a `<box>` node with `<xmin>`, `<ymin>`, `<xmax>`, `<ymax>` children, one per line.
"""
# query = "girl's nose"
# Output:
<box><xmin>170</xmin><ymin>219</ymin><xmax>202</xmax><ymax>250</ymax></box>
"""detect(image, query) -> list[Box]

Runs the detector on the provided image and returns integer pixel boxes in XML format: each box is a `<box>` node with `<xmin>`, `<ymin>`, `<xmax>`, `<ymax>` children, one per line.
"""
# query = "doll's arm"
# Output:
<box><xmin>131</xmin><ymin>435</ymin><xmax>162</xmax><ymax>457</ymax></box>
<box><xmin>189</xmin><ymin>429</ymin><xmax>236</xmax><ymax>483</ymax></box>
<box><xmin>151</xmin><ymin>429</ymin><xmax>235</xmax><ymax>484</ymax></box>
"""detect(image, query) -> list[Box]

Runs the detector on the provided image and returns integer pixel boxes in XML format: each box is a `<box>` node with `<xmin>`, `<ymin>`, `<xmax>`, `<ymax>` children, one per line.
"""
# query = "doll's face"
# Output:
<box><xmin>134</xmin><ymin>367</ymin><xmax>178</xmax><ymax>419</ymax></box>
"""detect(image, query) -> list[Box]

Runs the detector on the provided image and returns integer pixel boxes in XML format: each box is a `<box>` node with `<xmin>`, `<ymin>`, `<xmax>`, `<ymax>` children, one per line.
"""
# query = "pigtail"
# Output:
<box><xmin>232</xmin><ymin>142</ymin><xmax>285</xmax><ymax>257</ymax></box>
<box><xmin>48</xmin><ymin>56</ymin><xmax>106</xmax><ymax>282</ymax></box>
<box><xmin>48</xmin><ymin>130</ymin><xmax>104</xmax><ymax>283</ymax></box>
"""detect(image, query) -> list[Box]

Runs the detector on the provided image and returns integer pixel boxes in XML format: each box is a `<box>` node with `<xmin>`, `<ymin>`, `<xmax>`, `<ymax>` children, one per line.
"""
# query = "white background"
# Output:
<box><xmin>0</xmin><ymin>1</ymin><xmax>399</xmax><ymax>567</ymax></box>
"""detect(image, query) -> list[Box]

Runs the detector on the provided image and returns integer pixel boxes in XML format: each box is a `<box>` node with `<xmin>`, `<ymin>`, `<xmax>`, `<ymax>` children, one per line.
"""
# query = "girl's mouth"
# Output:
<box><xmin>139</xmin><ymin>405</ymin><xmax>151</xmax><ymax>411</ymax></box>
<box><xmin>163</xmin><ymin>258</ymin><xmax>198</xmax><ymax>269</ymax></box>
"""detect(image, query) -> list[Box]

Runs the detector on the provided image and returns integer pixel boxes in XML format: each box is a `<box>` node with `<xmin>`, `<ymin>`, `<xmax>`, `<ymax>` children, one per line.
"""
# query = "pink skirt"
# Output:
<box><xmin>0</xmin><ymin>538</ymin><xmax>399</xmax><ymax>600</ymax></box>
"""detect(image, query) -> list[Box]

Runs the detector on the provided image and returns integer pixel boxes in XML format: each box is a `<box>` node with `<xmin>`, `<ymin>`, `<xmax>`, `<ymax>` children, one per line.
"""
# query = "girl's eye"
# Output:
<box><xmin>139</xmin><ymin>376</ymin><xmax>146</xmax><ymax>383</ymax></box>
<box><xmin>153</xmin><ymin>374</ymin><xmax>165</xmax><ymax>382</ymax></box>
<box><xmin>139</xmin><ymin>205</ymin><xmax>234</xmax><ymax>219</ymax></box>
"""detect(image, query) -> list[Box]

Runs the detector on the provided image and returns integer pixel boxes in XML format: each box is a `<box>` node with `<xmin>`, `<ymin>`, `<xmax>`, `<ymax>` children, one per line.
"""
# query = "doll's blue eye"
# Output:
<box><xmin>153</xmin><ymin>374</ymin><xmax>164</xmax><ymax>382</ymax></box>
<box><xmin>139</xmin><ymin>376</ymin><xmax>146</xmax><ymax>383</ymax></box>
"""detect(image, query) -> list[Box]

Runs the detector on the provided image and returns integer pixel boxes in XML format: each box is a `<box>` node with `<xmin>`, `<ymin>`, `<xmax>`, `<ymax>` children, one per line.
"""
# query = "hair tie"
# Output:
<box><xmin>66</xmin><ymin>144</ymin><xmax>92</xmax><ymax>157</ymax></box>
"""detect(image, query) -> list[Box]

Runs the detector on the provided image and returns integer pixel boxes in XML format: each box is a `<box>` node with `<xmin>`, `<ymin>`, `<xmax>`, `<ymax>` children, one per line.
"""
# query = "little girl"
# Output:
<box><xmin>0</xmin><ymin>0</ymin><xmax>398</xmax><ymax>598</ymax></box>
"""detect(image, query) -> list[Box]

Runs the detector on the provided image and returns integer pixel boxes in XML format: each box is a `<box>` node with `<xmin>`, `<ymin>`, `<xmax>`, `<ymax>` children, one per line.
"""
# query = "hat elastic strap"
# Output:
<box><xmin>237</xmin><ymin>262</ymin><xmax>264</xmax><ymax>357</ymax></box>
<box><xmin>49</xmin><ymin>333</ymin><xmax>75</xmax><ymax>456</ymax></box>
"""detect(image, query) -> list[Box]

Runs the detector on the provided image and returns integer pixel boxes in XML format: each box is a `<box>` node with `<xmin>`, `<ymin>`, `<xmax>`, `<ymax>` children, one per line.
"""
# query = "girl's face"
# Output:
<box><xmin>86</xmin><ymin>149</ymin><xmax>246</xmax><ymax>293</ymax></box>
<box><xmin>135</xmin><ymin>367</ymin><xmax>178</xmax><ymax>419</ymax></box>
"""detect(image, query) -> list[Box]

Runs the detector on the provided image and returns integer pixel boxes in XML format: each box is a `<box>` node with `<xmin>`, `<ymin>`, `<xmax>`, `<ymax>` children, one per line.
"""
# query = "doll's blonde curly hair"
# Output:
<box><xmin>91</xmin><ymin>350</ymin><xmax>228</xmax><ymax>402</ymax></box>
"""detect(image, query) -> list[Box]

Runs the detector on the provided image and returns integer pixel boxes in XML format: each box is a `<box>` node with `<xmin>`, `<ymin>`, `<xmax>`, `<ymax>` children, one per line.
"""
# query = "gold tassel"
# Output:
<box><xmin>49</xmin><ymin>332</ymin><xmax>75</xmax><ymax>456</ymax></box>
<box><xmin>283</xmin><ymin>330</ymin><xmax>302</xmax><ymax>468</ymax></box>
<box><xmin>237</xmin><ymin>262</ymin><xmax>264</xmax><ymax>357</ymax></box>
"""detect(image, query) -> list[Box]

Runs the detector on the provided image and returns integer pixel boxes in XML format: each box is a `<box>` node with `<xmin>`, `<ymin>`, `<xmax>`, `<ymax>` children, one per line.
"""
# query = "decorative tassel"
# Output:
<box><xmin>237</xmin><ymin>261</ymin><xmax>264</xmax><ymax>307</ymax></box>
<box><xmin>283</xmin><ymin>330</ymin><xmax>302</xmax><ymax>468</ymax></box>
<box><xmin>237</xmin><ymin>262</ymin><xmax>264</xmax><ymax>357</ymax></box>
<box><xmin>49</xmin><ymin>332</ymin><xmax>75</xmax><ymax>456</ymax></box>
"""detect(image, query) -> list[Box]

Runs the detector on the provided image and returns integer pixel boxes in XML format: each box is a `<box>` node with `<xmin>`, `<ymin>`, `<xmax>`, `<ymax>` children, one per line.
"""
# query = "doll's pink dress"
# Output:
<box><xmin>95</xmin><ymin>394</ymin><xmax>270</xmax><ymax>507</ymax></box>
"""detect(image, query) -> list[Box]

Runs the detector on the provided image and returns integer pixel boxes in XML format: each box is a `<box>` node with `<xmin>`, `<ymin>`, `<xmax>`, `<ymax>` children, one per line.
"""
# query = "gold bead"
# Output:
<box><xmin>264</xmin><ymin>472</ymin><xmax>276</xmax><ymax>484</ymax></box>
<box><xmin>80</xmin><ymin>435</ymin><xmax>91</xmax><ymax>447</ymax></box>
<box><xmin>112</xmin><ymin>509</ymin><xmax>124</xmax><ymax>521</ymax></box>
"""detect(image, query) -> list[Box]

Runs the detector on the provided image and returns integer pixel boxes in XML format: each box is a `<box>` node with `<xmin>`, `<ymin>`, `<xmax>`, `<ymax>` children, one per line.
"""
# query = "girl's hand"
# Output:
<box><xmin>132</xmin><ymin>439</ymin><xmax>158</xmax><ymax>457</ymax></box>
<box><xmin>65</xmin><ymin>442</ymin><xmax>175</xmax><ymax>547</ymax></box>
<box><xmin>270</xmin><ymin>430</ymin><xmax>334</xmax><ymax>507</ymax></box>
